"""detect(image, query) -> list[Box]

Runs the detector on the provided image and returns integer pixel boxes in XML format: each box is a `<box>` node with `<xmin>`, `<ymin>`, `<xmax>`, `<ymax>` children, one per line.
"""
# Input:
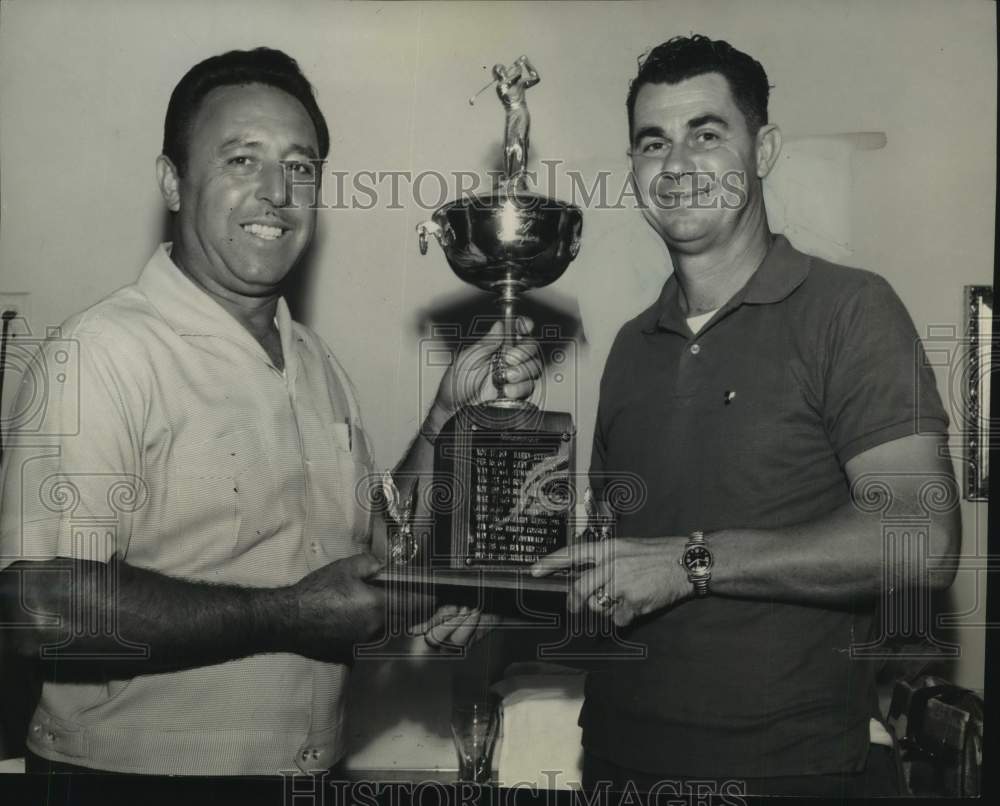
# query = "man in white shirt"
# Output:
<box><xmin>0</xmin><ymin>47</ymin><xmax>538</xmax><ymax>775</ymax></box>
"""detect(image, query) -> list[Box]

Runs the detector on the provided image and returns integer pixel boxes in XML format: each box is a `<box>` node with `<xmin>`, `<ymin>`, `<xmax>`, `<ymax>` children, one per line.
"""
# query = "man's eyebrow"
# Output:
<box><xmin>217</xmin><ymin>138</ymin><xmax>319</xmax><ymax>159</ymax></box>
<box><xmin>632</xmin><ymin>125</ymin><xmax>666</xmax><ymax>143</ymax></box>
<box><xmin>632</xmin><ymin>114</ymin><xmax>730</xmax><ymax>143</ymax></box>
<box><xmin>688</xmin><ymin>114</ymin><xmax>729</xmax><ymax>130</ymax></box>
<box><xmin>289</xmin><ymin>143</ymin><xmax>319</xmax><ymax>160</ymax></box>
<box><xmin>218</xmin><ymin>137</ymin><xmax>261</xmax><ymax>152</ymax></box>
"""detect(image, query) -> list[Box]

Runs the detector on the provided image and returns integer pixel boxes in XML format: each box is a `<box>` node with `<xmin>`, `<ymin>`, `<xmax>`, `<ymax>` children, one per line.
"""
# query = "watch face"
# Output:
<box><xmin>684</xmin><ymin>546</ymin><xmax>712</xmax><ymax>573</ymax></box>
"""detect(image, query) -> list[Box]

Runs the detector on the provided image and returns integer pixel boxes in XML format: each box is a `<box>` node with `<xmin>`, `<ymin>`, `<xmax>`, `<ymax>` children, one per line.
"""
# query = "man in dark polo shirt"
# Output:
<box><xmin>532</xmin><ymin>35</ymin><xmax>959</xmax><ymax>796</ymax></box>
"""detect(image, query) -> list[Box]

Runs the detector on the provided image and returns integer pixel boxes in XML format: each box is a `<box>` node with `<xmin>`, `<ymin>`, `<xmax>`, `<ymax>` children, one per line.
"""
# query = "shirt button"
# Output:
<box><xmin>690</xmin><ymin>343</ymin><xmax>701</xmax><ymax>355</ymax></box>
<box><xmin>310</xmin><ymin>541</ymin><xmax>320</xmax><ymax>554</ymax></box>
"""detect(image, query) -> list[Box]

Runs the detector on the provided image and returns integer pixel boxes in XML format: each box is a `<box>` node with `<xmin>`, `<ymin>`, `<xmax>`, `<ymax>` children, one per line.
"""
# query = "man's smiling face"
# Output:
<box><xmin>630</xmin><ymin>72</ymin><xmax>766</xmax><ymax>255</ymax></box>
<box><xmin>165</xmin><ymin>82</ymin><xmax>320</xmax><ymax>304</ymax></box>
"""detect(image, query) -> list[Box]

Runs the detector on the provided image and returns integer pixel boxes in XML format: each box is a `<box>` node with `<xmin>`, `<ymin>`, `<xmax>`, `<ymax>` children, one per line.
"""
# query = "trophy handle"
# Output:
<box><xmin>569</xmin><ymin>218</ymin><xmax>583</xmax><ymax>259</ymax></box>
<box><xmin>417</xmin><ymin>220</ymin><xmax>453</xmax><ymax>255</ymax></box>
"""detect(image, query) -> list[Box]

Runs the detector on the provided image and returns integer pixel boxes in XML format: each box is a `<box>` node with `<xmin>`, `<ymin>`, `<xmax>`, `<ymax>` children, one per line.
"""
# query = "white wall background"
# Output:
<box><xmin>1</xmin><ymin>0</ymin><xmax>994</xmax><ymax>764</ymax></box>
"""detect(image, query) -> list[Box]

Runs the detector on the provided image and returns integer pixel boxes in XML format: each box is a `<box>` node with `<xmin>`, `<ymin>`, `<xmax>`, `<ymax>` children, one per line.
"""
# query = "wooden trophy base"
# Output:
<box><xmin>375</xmin><ymin>401</ymin><xmax>577</xmax><ymax>598</ymax></box>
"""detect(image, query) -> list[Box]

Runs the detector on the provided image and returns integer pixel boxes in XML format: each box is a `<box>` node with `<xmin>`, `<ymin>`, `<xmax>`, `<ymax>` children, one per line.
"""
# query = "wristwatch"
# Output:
<box><xmin>679</xmin><ymin>530</ymin><xmax>713</xmax><ymax>596</ymax></box>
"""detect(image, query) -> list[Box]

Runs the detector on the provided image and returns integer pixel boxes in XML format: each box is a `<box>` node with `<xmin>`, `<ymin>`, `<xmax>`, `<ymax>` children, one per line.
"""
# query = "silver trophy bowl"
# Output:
<box><xmin>418</xmin><ymin>193</ymin><xmax>583</xmax><ymax>295</ymax></box>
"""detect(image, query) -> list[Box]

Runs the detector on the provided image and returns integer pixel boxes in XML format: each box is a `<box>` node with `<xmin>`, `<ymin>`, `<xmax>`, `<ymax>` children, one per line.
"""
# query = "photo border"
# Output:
<box><xmin>965</xmin><ymin>285</ymin><xmax>992</xmax><ymax>501</ymax></box>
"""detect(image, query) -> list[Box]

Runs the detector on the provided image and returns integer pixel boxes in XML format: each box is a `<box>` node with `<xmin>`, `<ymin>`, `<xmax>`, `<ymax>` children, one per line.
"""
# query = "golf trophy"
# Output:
<box><xmin>379</xmin><ymin>56</ymin><xmax>583</xmax><ymax>591</ymax></box>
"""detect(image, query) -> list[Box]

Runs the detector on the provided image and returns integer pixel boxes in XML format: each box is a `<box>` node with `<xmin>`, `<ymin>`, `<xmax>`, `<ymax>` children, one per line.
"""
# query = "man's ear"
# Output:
<box><xmin>755</xmin><ymin>124</ymin><xmax>782</xmax><ymax>179</ymax></box>
<box><xmin>156</xmin><ymin>154</ymin><xmax>181</xmax><ymax>212</ymax></box>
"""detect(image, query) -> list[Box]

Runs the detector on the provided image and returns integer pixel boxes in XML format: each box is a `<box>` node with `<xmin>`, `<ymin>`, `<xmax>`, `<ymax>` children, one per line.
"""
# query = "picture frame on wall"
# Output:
<box><xmin>965</xmin><ymin>285</ymin><xmax>992</xmax><ymax>501</ymax></box>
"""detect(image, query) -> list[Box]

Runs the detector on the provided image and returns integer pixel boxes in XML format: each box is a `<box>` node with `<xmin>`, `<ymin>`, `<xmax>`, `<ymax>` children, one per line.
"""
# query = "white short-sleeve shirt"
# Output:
<box><xmin>0</xmin><ymin>244</ymin><xmax>374</xmax><ymax>774</ymax></box>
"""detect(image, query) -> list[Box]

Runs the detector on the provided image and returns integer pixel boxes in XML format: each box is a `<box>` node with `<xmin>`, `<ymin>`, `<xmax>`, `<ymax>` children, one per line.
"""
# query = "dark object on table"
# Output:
<box><xmin>887</xmin><ymin>675</ymin><xmax>983</xmax><ymax>797</ymax></box>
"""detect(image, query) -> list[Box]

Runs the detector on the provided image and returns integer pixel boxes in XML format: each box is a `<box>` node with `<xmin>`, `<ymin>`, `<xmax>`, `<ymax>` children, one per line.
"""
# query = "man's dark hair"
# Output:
<box><xmin>627</xmin><ymin>35</ymin><xmax>770</xmax><ymax>137</ymax></box>
<box><xmin>162</xmin><ymin>47</ymin><xmax>330</xmax><ymax>176</ymax></box>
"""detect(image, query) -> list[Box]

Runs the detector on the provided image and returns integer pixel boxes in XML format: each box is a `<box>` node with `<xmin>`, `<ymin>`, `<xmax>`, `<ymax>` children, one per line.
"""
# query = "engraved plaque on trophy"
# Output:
<box><xmin>379</xmin><ymin>56</ymin><xmax>582</xmax><ymax>592</ymax></box>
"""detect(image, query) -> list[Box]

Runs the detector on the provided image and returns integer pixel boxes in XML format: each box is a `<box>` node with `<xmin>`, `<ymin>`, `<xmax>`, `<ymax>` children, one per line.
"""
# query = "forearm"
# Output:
<box><xmin>378</xmin><ymin>402</ymin><xmax>450</xmax><ymax>543</ymax></box>
<box><xmin>391</xmin><ymin>317</ymin><xmax>535</xmax><ymax>492</ymax></box>
<box><xmin>708</xmin><ymin>499</ymin><xmax>960</xmax><ymax>607</ymax></box>
<box><xmin>0</xmin><ymin>557</ymin><xmax>295</xmax><ymax>677</ymax></box>
<box><xmin>690</xmin><ymin>435</ymin><xmax>961</xmax><ymax>608</ymax></box>
<box><xmin>395</xmin><ymin>403</ymin><xmax>450</xmax><ymax>481</ymax></box>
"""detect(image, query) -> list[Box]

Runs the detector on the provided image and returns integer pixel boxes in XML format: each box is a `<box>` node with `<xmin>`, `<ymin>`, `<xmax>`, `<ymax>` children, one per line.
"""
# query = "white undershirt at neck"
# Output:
<box><xmin>686</xmin><ymin>308</ymin><xmax>720</xmax><ymax>334</ymax></box>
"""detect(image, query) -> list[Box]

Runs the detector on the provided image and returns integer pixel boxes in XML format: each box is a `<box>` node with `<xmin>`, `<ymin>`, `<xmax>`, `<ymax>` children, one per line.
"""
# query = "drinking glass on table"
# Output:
<box><xmin>450</xmin><ymin>698</ymin><xmax>500</xmax><ymax>783</ymax></box>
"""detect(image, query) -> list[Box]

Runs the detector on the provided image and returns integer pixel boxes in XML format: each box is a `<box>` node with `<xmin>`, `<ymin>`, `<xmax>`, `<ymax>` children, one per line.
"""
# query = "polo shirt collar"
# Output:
<box><xmin>641</xmin><ymin>234</ymin><xmax>811</xmax><ymax>335</ymax></box>
<box><xmin>137</xmin><ymin>243</ymin><xmax>295</xmax><ymax>373</ymax></box>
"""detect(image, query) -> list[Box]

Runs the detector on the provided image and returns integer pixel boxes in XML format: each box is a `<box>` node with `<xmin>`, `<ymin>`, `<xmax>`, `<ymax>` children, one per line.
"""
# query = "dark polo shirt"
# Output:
<box><xmin>585</xmin><ymin>235</ymin><xmax>948</xmax><ymax>777</ymax></box>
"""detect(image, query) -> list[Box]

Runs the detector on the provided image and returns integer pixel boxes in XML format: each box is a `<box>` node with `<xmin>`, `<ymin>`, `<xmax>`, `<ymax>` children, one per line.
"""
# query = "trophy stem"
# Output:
<box><xmin>498</xmin><ymin>284</ymin><xmax>517</xmax><ymax>347</ymax></box>
<box><xmin>490</xmin><ymin>283</ymin><xmax>527</xmax><ymax>409</ymax></box>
